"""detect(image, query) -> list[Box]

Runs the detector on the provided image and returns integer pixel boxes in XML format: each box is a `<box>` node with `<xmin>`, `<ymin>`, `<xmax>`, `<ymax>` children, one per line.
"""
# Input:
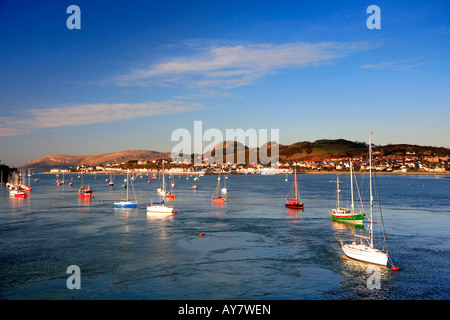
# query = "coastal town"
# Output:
<box><xmin>47</xmin><ymin>151</ymin><xmax>449</xmax><ymax>175</ymax></box>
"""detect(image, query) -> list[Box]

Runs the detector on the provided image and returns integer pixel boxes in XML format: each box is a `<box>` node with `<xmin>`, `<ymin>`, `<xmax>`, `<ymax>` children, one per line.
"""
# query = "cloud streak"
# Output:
<box><xmin>110</xmin><ymin>41</ymin><xmax>372</xmax><ymax>89</ymax></box>
<box><xmin>361</xmin><ymin>57</ymin><xmax>428</xmax><ymax>71</ymax></box>
<box><xmin>0</xmin><ymin>100</ymin><xmax>200</xmax><ymax>137</ymax></box>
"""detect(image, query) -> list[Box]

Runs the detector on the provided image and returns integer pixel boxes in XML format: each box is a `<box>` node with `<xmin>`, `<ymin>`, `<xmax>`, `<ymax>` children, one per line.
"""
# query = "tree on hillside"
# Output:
<box><xmin>0</xmin><ymin>164</ymin><xmax>16</xmax><ymax>183</ymax></box>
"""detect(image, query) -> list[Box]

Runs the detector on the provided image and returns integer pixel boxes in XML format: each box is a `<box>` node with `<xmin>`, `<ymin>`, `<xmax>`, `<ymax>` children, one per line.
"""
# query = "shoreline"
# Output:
<box><xmin>37</xmin><ymin>170</ymin><xmax>450</xmax><ymax>176</ymax></box>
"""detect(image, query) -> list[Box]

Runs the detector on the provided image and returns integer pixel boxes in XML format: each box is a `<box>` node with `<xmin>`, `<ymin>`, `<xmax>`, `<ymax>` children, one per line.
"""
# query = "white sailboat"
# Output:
<box><xmin>114</xmin><ymin>170</ymin><xmax>137</xmax><ymax>208</ymax></box>
<box><xmin>146</xmin><ymin>198</ymin><xmax>175</xmax><ymax>215</ymax></box>
<box><xmin>341</xmin><ymin>132</ymin><xmax>398</xmax><ymax>269</ymax></box>
<box><xmin>157</xmin><ymin>160</ymin><xmax>167</xmax><ymax>196</ymax></box>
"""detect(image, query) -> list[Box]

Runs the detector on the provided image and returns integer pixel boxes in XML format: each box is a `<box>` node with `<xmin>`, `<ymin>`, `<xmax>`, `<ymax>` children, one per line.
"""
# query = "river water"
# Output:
<box><xmin>0</xmin><ymin>172</ymin><xmax>448</xmax><ymax>300</ymax></box>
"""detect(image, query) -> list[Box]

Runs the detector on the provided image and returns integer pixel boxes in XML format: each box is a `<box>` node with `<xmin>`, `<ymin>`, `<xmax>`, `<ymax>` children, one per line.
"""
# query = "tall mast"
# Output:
<box><xmin>162</xmin><ymin>160</ymin><xmax>165</xmax><ymax>192</ymax></box>
<box><xmin>126</xmin><ymin>170</ymin><xmax>129</xmax><ymax>201</ymax></box>
<box><xmin>369</xmin><ymin>132</ymin><xmax>374</xmax><ymax>248</ymax></box>
<box><xmin>336</xmin><ymin>176</ymin><xmax>340</xmax><ymax>209</ymax></box>
<box><xmin>294</xmin><ymin>169</ymin><xmax>298</xmax><ymax>201</ymax></box>
<box><xmin>350</xmin><ymin>161</ymin><xmax>354</xmax><ymax>213</ymax></box>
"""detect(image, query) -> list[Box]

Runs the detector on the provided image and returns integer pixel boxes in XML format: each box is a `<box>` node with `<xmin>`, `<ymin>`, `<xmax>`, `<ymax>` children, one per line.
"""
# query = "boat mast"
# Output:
<box><xmin>350</xmin><ymin>161</ymin><xmax>354</xmax><ymax>213</ymax></box>
<box><xmin>162</xmin><ymin>160</ymin><xmax>165</xmax><ymax>193</ymax></box>
<box><xmin>336</xmin><ymin>176</ymin><xmax>340</xmax><ymax>209</ymax></box>
<box><xmin>369</xmin><ymin>132</ymin><xmax>374</xmax><ymax>248</ymax></box>
<box><xmin>294</xmin><ymin>169</ymin><xmax>298</xmax><ymax>201</ymax></box>
<box><xmin>126</xmin><ymin>170</ymin><xmax>129</xmax><ymax>201</ymax></box>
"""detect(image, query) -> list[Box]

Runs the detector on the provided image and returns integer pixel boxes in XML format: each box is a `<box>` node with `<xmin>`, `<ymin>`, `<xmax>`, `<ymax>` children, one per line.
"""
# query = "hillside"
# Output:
<box><xmin>19</xmin><ymin>150</ymin><xmax>169</xmax><ymax>170</ymax></box>
<box><xmin>278</xmin><ymin>139</ymin><xmax>369</xmax><ymax>161</ymax></box>
<box><xmin>19</xmin><ymin>139</ymin><xmax>450</xmax><ymax>169</ymax></box>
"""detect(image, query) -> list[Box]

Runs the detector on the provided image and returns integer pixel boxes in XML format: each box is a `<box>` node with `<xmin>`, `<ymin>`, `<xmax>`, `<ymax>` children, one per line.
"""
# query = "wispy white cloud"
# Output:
<box><xmin>0</xmin><ymin>100</ymin><xmax>200</xmax><ymax>137</ymax></box>
<box><xmin>109</xmin><ymin>41</ymin><xmax>372</xmax><ymax>89</ymax></box>
<box><xmin>361</xmin><ymin>57</ymin><xmax>428</xmax><ymax>71</ymax></box>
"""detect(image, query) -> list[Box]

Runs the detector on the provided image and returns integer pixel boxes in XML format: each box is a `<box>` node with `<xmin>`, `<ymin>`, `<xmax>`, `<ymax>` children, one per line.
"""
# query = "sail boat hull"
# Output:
<box><xmin>114</xmin><ymin>201</ymin><xmax>137</xmax><ymax>208</ymax></box>
<box><xmin>331</xmin><ymin>209</ymin><xmax>365</xmax><ymax>223</ymax></box>
<box><xmin>342</xmin><ymin>243</ymin><xmax>388</xmax><ymax>266</ymax></box>
<box><xmin>211</xmin><ymin>197</ymin><xmax>227</xmax><ymax>204</ymax></box>
<box><xmin>146</xmin><ymin>205</ymin><xmax>174</xmax><ymax>214</ymax></box>
<box><xmin>285</xmin><ymin>202</ymin><xmax>304</xmax><ymax>209</ymax></box>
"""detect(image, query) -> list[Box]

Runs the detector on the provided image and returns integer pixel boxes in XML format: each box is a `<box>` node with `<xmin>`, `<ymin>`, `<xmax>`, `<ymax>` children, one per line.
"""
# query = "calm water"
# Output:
<box><xmin>0</xmin><ymin>172</ymin><xmax>449</xmax><ymax>300</ymax></box>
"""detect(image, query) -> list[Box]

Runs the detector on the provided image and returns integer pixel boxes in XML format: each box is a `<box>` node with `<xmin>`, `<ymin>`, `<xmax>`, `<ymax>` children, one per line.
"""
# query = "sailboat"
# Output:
<box><xmin>13</xmin><ymin>187</ymin><xmax>28</xmax><ymax>198</ymax></box>
<box><xmin>78</xmin><ymin>173</ymin><xmax>93</xmax><ymax>199</ymax></box>
<box><xmin>330</xmin><ymin>162</ymin><xmax>365</xmax><ymax>223</ymax></box>
<box><xmin>211</xmin><ymin>174</ymin><xmax>227</xmax><ymax>203</ymax></box>
<box><xmin>166</xmin><ymin>175</ymin><xmax>175</xmax><ymax>199</ymax></box>
<box><xmin>146</xmin><ymin>199</ymin><xmax>176</xmax><ymax>214</ymax></box>
<box><xmin>341</xmin><ymin>132</ymin><xmax>398</xmax><ymax>269</ymax></box>
<box><xmin>114</xmin><ymin>170</ymin><xmax>137</xmax><ymax>208</ymax></box>
<box><xmin>157</xmin><ymin>160</ymin><xmax>167</xmax><ymax>196</ymax></box>
<box><xmin>285</xmin><ymin>169</ymin><xmax>304</xmax><ymax>209</ymax></box>
<box><xmin>147</xmin><ymin>197</ymin><xmax>177</xmax><ymax>215</ymax></box>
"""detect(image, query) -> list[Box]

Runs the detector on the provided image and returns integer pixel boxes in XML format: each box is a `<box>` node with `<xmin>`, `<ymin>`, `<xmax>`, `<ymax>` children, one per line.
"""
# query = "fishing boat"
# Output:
<box><xmin>8</xmin><ymin>172</ymin><xmax>27</xmax><ymax>197</ymax></box>
<box><xmin>78</xmin><ymin>174</ymin><xmax>93</xmax><ymax>199</ymax></box>
<box><xmin>114</xmin><ymin>170</ymin><xmax>137</xmax><ymax>208</ymax></box>
<box><xmin>285</xmin><ymin>169</ymin><xmax>304</xmax><ymax>209</ymax></box>
<box><xmin>14</xmin><ymin>189</ymin><xmax>28</xmax><ymax>198</ymax></box>
<box><xmin>341</xmin><ymin>132</ymin><xmax>397</xmax><ymax>269</ymax></box>
<box><xmin>330</xmin><ymin>162</ymin><xmax>365</xmax><ymax>224</ymax></box>
<box><xmin>78</xmin><ymin>186</ymin><xmax>93</xmax><ymax>198</ymax></box>
<box><xmin>146</xmin><ymin>199</ymin><xmax>175</xmax><ymax>215</ymax></box>
<box><xmin>211</xmin><ymin>174</ymin><xmax>227</xmax><ymax>203</ymax></box>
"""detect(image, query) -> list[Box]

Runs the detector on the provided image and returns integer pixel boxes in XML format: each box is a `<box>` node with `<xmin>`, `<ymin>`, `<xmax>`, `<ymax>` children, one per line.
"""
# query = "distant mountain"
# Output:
<box><xmin>19</xmin><ymin>150</ymin><xmax>169</xmax><ymax>170</ymax></box>
<box><xmin>202</xmin><ymin>140</ymin><xmax>280</xmax><ymax>164</ymax></box>
<box><xmin>19</xmin><ymin>139</ymin><xmax>450</xmax><ymax>169</ymax></box>
<box><xmin>279</xmin><ymin>139</ymin><xmax>450</xmax><ymax>161</ymax></box>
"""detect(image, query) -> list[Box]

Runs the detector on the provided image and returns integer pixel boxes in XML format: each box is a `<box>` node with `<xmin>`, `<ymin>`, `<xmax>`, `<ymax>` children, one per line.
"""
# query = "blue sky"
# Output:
<box><xmin>0</xmin><ymin>0</ymin><xmax>449</xmax><ymax>166</ymax></box>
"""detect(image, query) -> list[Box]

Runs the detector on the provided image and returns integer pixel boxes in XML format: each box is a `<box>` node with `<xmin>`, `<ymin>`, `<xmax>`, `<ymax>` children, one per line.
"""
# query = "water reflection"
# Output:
<box><xmin>78</xmin><ymin>198</ymin><xmax>92</xmax><ymax>206</ymax></box>
<box><xmin>146</xmin><ymin>212</ymin><xmax>175</xmax><ymax>221</ymax></box>
<box><xmin>331</xmin><ymin>220</ymin><xmax>365</xmax><ymax>230</ymax></box>
<box><xmin>1</xmin><ymin>173</ymin><xmax>448</xmax><ymax>299</ymax></box>
<box><xmin>211</xmin><ymin>202</ymin><xmax>227</xmax><ymax>215</ymax></box>
<box><xmin>286</xmin><ymin>208</ymin><xmax>304</xmax><ymax>215</ymax></box>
